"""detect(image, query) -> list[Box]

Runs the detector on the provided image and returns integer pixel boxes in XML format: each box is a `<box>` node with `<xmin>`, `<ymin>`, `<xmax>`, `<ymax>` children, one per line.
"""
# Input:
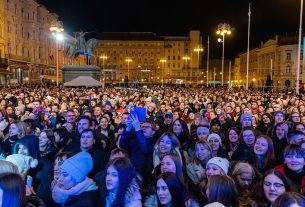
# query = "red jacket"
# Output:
<box><xmin>275</xmin><ymin>164</ymin><xmax>305</xmax><ymax>195</ymax></box>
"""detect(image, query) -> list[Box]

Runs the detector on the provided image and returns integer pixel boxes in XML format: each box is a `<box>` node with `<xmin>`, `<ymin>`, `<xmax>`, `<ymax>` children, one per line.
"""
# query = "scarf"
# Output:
<box><xmin>52</xmin><ymin>177</ymin><xmax>98</xmax><ymax>204</ymax></box>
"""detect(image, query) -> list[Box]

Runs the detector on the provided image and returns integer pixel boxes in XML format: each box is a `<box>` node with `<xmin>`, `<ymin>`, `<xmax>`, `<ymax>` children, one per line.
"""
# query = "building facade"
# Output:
<box><xmin>0</xmin><ymin>0</ymin><xmax>70</xmax><ymax>85</ymax></box>
<box><xmin>94</xmin><ymin>31</ymin><xmax>203</xmax><ymax>84</ymax></box>
<box><xmin>235</xmin><ymin>35</ymin><xmax>303</xmax><ymax>90</ymax></box>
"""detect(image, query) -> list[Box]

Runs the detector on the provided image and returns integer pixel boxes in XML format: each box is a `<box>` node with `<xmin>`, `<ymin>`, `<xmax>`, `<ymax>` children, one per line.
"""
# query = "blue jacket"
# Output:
<box><xmin>119</xmin><ymin>129</ymin><xmax>156</xmax><ymax>182</ymax></box>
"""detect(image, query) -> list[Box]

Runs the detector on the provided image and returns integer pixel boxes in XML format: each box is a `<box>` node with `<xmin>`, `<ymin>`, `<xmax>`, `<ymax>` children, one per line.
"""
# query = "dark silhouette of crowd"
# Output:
<box><xmin>0</xmin><ymin>84</ymin><xmax>305</xmax><ymax>207</ymax></box>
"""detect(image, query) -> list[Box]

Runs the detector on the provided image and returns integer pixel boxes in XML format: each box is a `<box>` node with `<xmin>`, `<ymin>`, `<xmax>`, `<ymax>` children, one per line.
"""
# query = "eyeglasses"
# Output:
<box><xmin>285</xmin><ymin>154</ymin><xmax>304</xmax><ymax>159</ymax></box>
<box><xmin>263</xmin><ymin>181</ymin><xmax>285</xmax><ymax>188</ymax></box>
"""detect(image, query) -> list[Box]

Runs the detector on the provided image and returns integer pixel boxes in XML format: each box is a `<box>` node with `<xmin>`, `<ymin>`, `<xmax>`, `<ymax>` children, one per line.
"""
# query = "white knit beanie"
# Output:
<box><xmin>204</xmin><ymin>202</ymin><xmax>225</xmax><ymax>207</ymax></box>
<box><xmin>206</xmin><ymin>157</ymin><xmax>229</xmax><ymax>175</ymax></box>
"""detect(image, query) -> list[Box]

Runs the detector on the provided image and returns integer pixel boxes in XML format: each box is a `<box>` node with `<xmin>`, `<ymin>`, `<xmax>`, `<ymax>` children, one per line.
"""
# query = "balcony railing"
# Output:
<box><xmin>6</xmin><ymin>54</ymin><xmax>31</xmax><ymax>63</ymax></box>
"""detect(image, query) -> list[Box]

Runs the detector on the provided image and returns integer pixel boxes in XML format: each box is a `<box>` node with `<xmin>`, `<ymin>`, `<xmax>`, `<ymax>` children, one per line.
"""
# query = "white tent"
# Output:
<box><xmin>63</xmin><ymin>76</ymin><xmax>102</xmax><ymax>87</ymax></box>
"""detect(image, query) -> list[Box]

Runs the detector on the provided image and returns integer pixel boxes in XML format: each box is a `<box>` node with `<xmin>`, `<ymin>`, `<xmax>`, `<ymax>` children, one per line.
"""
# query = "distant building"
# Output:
<box><xmin>94</xmin><ymin>31</ymin><xmax>203</xmax><ymax>84</ymax></box>
<box><xmin>235</xmin><ymin>35</ymin><xmax>302</xmax><ymax>90</ymax></box>
<box><xmin>0</xmin><ymin>0</ymin><xmax>75</xmax><ymax>84</ymax></box>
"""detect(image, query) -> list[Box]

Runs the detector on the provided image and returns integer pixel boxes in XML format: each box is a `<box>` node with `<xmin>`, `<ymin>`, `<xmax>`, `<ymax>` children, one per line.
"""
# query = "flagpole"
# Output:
<box><xmin>246</xmin><ymin>3</ymin><xmax>251</xmax><ymax>90</ymax></box>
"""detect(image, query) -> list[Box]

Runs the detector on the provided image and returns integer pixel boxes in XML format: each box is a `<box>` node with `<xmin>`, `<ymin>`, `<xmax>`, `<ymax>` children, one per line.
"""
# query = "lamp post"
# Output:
<box><xmin>194</xmin><ymin>46</ymin><xmax>203</xmax><ymax>85</ymax></box>
<box><xmin>50</xmin><ymin>21</ymin><xmax>64</xmax><ymax>87</ymax></box>
<box><xmin>160</xmin><ymin>59</ymin><xmax>166</xmax><ymax>86</ymax></box>
<box><xmin>125</xmin><ymin>58</ymin><xmax>132</xmax><ymax>82</ymax></box>
<box><xmin>183</xmin><ymin>56</ymin><xmax>190</xmax><ymax>84</ymax></box>
<box><xmin>100</xmin><ymin>55</ymin><xmax>108</xmax><ymax>86</ymax></box>
<box><xmin>297</xmin><ymin>0</ymin><xmax>303</xmax><ymax>94</ymax></box>
<box><xmin>217</xmin><ymin>23</ymin><xmax>231</xmax><ymax>86</ymax></box>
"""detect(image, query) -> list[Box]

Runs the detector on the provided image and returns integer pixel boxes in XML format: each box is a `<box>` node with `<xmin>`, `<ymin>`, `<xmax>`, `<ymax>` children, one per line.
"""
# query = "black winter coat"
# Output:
<box><xmin>61</xmin><ymin>190</ymin><xmax>98</xmax><ymax>207</ymax></box>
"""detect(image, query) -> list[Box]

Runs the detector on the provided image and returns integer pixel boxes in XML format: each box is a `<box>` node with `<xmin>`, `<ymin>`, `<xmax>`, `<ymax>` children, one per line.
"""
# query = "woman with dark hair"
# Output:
<box><xmin>98</xmin><ymin>157</ymin><xmax>142</xmax><ymax>207</ymax></box>
<box><xmin>53</xmin><ymin>127</ymin><xmax>70</xmax><ymax>150</ymax></box>
<box><xmin>205</xmin><ymin>174</ymin><xmax>239</xmax><ymax>207</ymax></box>
<box><xmin>271</xmin><ymin>123</ymin><xmax>289</xmax><ymax>158</ymax></box>
<box><xmin>253</xmin><ymin>135</ymin><xmax>275</xmax><ymax>173</ymax></box>
<box><xmin>224</xmin><ymin>127</ymin><xmax>240</xmax><ymax>159</ymax></box>
<box><xmin>0</xmin><ymin>173</ymin><xmax>25</xmax><ymax>207</ymax></box>
<box><xmin>257</xmin><ymin>113</ymin><xmax>273</xmax><ymax>135</ymax></box>
<box><xmin>252</xmin><ymin>169</ymin><xmax>291</xmax><ymax>207</ymax></box>
<box><xmin>170</xmin><ymin>119</ymin><xmax>190</xmax><ymax>150</ymax></box>
<box><xmin>156</xmin><ymin>172</ymin><xmax>199</xmax><ymax>207</ymax></box>
<box><xmin>274</xmin><ymin>144</ymin><xmax>305</xmax><ymax>194</ymax></box>
<box><xmin>0</xmin><ymin>109</ymin><xmax>9</xmax><ymax>139</ymax></box>
<box><xmin>156</xmin><ymin>172</ymin><xmax>186</xmax><ymax>207</ymax></box>
<box><xmin>271</xmin><ymin>192</ymin><xmax>305</xmax><ymax>207</ymax></box>
<box><xmin>231</xmin><ymin>126</ymin><xmax>256</xmax><ymax>165</ymax></box>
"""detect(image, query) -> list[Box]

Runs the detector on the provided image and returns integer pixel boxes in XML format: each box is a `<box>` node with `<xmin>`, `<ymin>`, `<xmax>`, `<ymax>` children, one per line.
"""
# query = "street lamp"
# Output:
<box><xmin>183</xmin><ymin>56</ymin><xmax>190</xmax><ymax>84</ymax></box>
<box><xmin>194</xmin><ymin>47</ymin><xmax>203</xmax><ymax>85</ymax></box>
<box><xmin>50</xmin><ymin>21</ymin><xmax>64</xmax><ymax>86</ymax></box>
<box><xmin>100</xmin><ymin>55</ymin><xmax>108</xmax><ymax>86</ymax></box>
<box><xmin>297</xmin><ymin>0</ymin><xmax>303</xmax><ymax>94</ymax></box>
<box><xmin>217</xmin><ymin>23</ymin><xmax>231</xmax><ymax>86</ymax></box>
<box><xmin>125</xmin><ymin>58</ymin><xmax>132</xmax><ymax>82</ymax></box>
<box><xmin>160</xmin><ymin>59</ymin><xmax>166</xmax><ymax>86</ymax></box>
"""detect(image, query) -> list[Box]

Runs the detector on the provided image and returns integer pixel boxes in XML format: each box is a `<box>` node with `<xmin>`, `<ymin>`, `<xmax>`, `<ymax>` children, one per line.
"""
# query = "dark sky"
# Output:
<box><xmin>38</xmin><ymin>0</ymin><xmax>302</xmax><ymax>59</ymax></box>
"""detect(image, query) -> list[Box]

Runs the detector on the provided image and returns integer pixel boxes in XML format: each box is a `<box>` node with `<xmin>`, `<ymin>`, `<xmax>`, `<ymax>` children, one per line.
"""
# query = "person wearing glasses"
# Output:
<box><xmin>252</xmin><ymin>169</ymin><xmax>291</xmax><ymax>207</ymax></box>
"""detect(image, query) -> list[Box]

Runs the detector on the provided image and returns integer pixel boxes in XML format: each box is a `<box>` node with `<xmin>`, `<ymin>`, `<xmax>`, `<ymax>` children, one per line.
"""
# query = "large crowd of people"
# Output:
<box><xmin>0</xmin><ymin>84</ymin><xmax>305</xmax><ymax>207</ymax></box>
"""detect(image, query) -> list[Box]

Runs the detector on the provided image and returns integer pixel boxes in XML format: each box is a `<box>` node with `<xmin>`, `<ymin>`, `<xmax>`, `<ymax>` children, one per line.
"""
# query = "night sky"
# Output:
<box><xmin>38</xmin><ymin>0</ymin><xmax>302</xmax><ymax>59</ymax></box>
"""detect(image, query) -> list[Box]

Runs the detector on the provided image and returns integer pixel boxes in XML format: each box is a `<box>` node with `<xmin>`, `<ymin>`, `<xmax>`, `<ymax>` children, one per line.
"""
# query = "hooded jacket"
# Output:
<box><xmin>13</xmin><ymin>135</ymin><xmax>40</xmax><ymax>159</ymax></box>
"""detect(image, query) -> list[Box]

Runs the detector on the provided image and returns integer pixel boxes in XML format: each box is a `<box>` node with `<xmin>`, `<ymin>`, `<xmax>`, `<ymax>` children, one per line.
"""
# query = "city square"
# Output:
<box><xmin>0</xmin><ymin>0</ymin><xmax>304</xmax><ymax>207</ymax></box>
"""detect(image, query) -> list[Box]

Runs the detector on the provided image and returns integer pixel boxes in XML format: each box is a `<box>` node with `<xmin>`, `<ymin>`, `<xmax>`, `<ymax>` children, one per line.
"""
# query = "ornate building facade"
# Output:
<box><xmin>235</xmin><ymin>35</ymin><xmax>302</xmax><ymax>90</ymax></box>
<box><xmin>0</xmin><ymin>0</ymin><xmax>70</xmax><ymax>84</ymax></box>
<box><xmin>94</xmin><ymin>30</ymin><xmax>203</xmax><ymax>84</ymax></box>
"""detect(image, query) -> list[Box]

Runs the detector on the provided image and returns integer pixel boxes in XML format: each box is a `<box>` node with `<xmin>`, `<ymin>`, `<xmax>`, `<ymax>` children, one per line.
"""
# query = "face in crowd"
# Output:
<box><xmin>195</xmin><ymin>143</ymin><xmax>211</xmax><ymax>162</ymax></box>
<box><xmin>242</xmin><ymin>129</ymin><xmax>256</xmax><ymax>147</ymax></box>
<box><xmin>159</xmin><ymin>135</ymin><xmax>173</xmax><ymax>154</ymax></box>
<box><xmin>254</xmin><ymin>136</ymin><xmax>269</xmax><ymax>156</ymax></box>
<box><xmin>157</xmin><ymin>178</ymin><xmax>172</xmax><ymax>206</ymax></box>
<box><xmin>77</xmin><ymin>118</ymin><xmax>90</xmax><ymax>134</ymax></box>
<box><xmin>106</xmin><ymin>165</ymin><xmax>119</xmax><ymax>193</ymax></box>
<box><xmin>80</xmin><ymin>130</ymin><xmax>95</xmax><ymax>150</ymax></box>
<box><xmin>263</xmin><ymin>173</ymin><xmax>286</xmax><ymax>203</ymax></box>
<box><xmin>229</xmin><ymin>129</ymin><xmax>239</xmax><ymax>143</ymax></box>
